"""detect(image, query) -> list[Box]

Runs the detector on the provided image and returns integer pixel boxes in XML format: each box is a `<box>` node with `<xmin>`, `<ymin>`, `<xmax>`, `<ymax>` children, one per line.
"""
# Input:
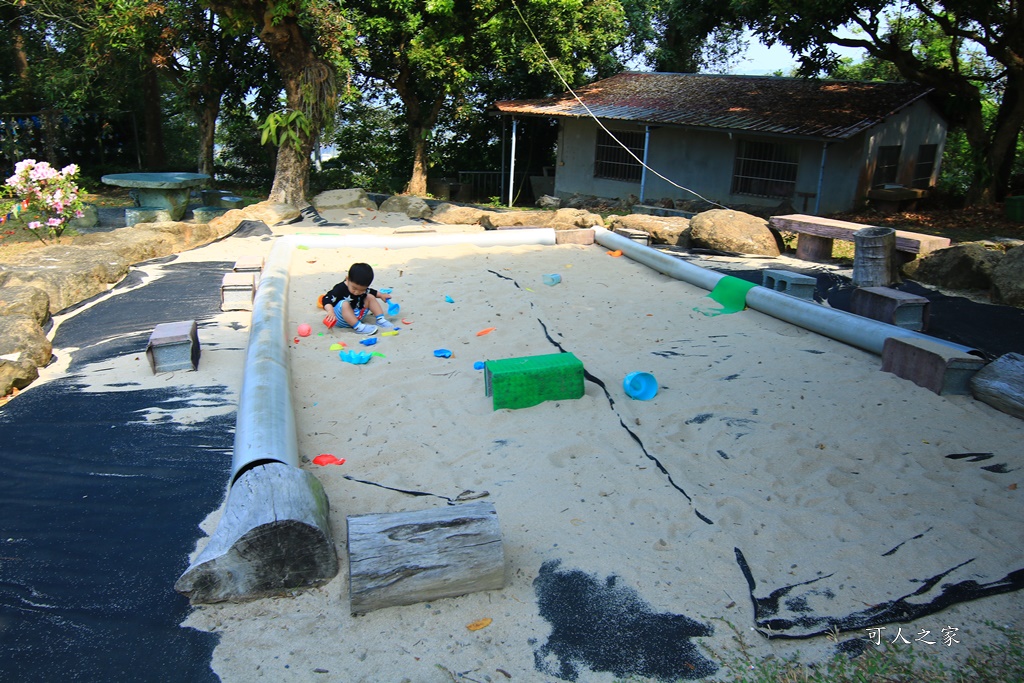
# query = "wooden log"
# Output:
<box><xmin>175</xmin><ymin>463</ymin><xmax>339</xmax><ymax>604</ymax></box>
<box><xmin>347</xmin><ymin>501</ymin><xmax>505</xmax><ymax>615</ymax></box>
<box><xmin>795</xmin><ymin>234</ymin><xmax>834</xmax><ymax>262</ymax></box>
<box><xmin>970</xmin><ymin>352</ymin><xmax>1024</xmax><ymax>420</ymax></box>
<box><xmin>853</xmin><ymin>227</ymin><xmax>898</xmax><ymax>287</ymax></box>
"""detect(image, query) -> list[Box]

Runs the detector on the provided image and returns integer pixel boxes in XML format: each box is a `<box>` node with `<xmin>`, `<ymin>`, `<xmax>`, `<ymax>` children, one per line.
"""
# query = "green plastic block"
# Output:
<box><xmin>484</xmin><ymin>352</ymin><xmax>584</xmax><ymax>410</ymax></box>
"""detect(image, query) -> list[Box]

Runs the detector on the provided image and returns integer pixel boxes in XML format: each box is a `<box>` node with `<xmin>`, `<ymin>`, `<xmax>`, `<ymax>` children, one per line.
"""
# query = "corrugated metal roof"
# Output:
<box><xmin>492</xmin><ymin>72</ymin><xmax>935</xmax><ymax>140</ymax></box>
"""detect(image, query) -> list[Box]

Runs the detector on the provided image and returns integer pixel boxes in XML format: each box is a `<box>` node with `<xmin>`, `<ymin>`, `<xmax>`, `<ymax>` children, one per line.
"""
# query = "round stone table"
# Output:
<box><xmin>101</xmin><ymin>172</ymin><xmax>210</xmax><ymax>221</ymax></box>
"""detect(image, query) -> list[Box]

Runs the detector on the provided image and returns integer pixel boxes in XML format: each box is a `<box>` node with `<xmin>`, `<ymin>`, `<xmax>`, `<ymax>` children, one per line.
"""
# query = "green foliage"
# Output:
<box><xmin>315</xmin><ymin>99</ymin><xmax>412</xmax><ymax>194</ymax></box>
<box><xmin>215</xmin><ymin>103</ymin><xmax>275</xmax><ymax>190</ymax></box>
<box><xmin>258</xmin><ymin>109</ymin><xmax>312</xmax><ymax>153</ymax></box>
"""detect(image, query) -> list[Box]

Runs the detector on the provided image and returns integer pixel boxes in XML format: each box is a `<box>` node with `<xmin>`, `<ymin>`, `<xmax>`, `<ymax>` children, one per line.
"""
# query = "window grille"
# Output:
<box><xmin>731</xmin><ymin>139</ymin><xmax>798</xmax><ymax>198</ymax></box>
<box><xmin>912</xmin><ymin>144</ymin><xmax>937</xmax><ymax>188</ymax></box>
<box><xmin>594</xmin><ymin>129</ymin><xmax>644</xmax><ymax>182</ymax></box>
<box><xmin>873</xmin><ymin>145</ymin><xmax>902</xmax><ymax>186</ymax></box>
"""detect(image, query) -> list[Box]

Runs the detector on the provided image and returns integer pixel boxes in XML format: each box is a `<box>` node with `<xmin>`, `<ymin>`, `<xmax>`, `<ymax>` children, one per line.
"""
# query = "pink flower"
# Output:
<box><xmin>28</xmin><ymin>221</ymin><xmax>42</xmax><ymax>229</ymax></box>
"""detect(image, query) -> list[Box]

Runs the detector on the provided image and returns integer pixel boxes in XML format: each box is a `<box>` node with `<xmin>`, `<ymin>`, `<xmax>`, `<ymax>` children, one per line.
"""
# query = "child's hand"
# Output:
<box><xmin>323</xmin><ymin>308</ymin><xmax>337</xmax><ymax>326</ymax></box>
<box><xmin>377</xmin><ymin>292</ymin><xmax>391</xmax><ymax>302</ymax></box>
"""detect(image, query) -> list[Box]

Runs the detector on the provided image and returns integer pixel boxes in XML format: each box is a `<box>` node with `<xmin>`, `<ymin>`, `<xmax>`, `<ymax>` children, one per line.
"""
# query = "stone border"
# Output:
<box><xmin>0</xmin><ymin>202</ymin><xmax>299</xmax><ymax>397</ymax></box>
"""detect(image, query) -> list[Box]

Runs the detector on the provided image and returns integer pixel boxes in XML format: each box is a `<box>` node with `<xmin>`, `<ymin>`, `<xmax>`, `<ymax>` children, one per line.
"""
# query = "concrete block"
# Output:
<box><xmin>881</xmin><ymin>336</ymin><xmax>985</xmax><ymax>395</ymax></box>
<box><xmin>219</xmin><ymin>196</ymin><xmax>244</xmax><ymax>210</ymax></box>
<box><xmin>762</xmin><ymin>269</ymin><xmax>817</xmax><ymax>301</ymax></box>
<box><xmin>126</xmin><ymin>207</ymin><xmax>173</xmax><ymax>227</ymax></box>
<box><xmin>146</xmin><ymin>320</ymin><xmax>200</xmax><ymax>373</ymax></box>
<box><xmin>221</xmin><ymin>272</ymin><xmax>255</xmax><ymax>311</ymax></box>
<box><xmin>852</xmin><ymin>286</ymin><xmax>930</xmax><ymax>331</ymax></box>
<box><xmin>555</xmin><ymin>229</ymin><xmax>595</xmax><ymax>245</ymax></box>
<box><xmin>484</xmin><ymin>352</ymin><xmax>584</xmax><ymax>410</ymax></box>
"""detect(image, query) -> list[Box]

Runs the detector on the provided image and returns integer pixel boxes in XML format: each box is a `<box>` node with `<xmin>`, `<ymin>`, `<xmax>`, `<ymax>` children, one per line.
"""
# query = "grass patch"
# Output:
<box><xmin>700</xmin><ymin>619</ymin><xmax>1024</xmax><ymax>683</ymax></box>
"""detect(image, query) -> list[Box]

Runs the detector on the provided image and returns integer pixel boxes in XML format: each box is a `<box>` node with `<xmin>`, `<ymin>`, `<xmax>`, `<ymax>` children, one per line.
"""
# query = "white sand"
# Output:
<box><xmin>175</xmin><ymin>214</ymin><xmax>1024</xmax><ymax>682</ymax></box>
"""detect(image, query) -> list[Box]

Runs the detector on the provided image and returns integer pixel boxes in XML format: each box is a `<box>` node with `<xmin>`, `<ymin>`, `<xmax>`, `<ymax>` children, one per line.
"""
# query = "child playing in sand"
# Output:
<box><xmin>320</xmin><ymin>262</ymin><xmax>400</xmax><ymax>335</ymax></box>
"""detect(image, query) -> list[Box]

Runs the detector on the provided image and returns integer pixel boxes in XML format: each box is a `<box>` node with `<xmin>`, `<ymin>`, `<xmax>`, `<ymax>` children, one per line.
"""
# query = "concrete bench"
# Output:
<box><xmin>770</xmin><ymin>214</ymin><xmax>950</xmax><ymax>263</ymax></box>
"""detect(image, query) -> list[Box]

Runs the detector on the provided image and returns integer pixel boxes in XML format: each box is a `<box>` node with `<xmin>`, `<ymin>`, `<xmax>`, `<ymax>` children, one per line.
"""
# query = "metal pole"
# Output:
<box><xmin>640</xmin><ymin>125</ymin><xmax>651</xmax><ymax>202</ymax></box>
<box><xmin>814</xmin><ymin>142</ymin><xmax>828</xmax><ymax>215</ymax></box>
<box><xmin>508</xmin><ymin>118</ymin><xmax>518</xmax><ymax>208</ymax></box>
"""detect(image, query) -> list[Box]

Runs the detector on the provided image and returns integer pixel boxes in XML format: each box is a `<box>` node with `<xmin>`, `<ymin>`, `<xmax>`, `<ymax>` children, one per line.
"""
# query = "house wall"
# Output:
<box><xmin>552</xmin><ymin>102</ymin><xmax>946</xmax><ymax>215</ymax></box>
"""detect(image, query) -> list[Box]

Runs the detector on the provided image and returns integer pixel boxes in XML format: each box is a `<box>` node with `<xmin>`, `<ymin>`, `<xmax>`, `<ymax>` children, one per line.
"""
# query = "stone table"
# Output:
<box><xmin>100</xmin><ymin>172</ymin><xmax>210</xmax><ymax>221</ymax></box>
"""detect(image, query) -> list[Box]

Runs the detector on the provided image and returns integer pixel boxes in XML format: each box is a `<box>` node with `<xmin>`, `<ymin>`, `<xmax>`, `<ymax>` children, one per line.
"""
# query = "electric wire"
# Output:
<box><xmin>508</xmin><ymin>0</ymin><xmax>731</xmax><ymax>210</ymax></box>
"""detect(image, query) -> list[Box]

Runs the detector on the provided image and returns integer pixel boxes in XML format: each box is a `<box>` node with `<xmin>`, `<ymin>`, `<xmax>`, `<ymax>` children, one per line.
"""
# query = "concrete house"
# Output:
<box><xmin>492</xmin><ymin>72</ymin><xmax>947</xmax><ymax>215</ymax></box>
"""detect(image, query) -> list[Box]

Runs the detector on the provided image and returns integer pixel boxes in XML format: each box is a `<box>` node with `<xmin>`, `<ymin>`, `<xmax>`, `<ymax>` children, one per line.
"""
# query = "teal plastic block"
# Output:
<box><xmin>484</xmin><ymin>353</ymin><xmax>584</xmax><ymax>410</ymax></box>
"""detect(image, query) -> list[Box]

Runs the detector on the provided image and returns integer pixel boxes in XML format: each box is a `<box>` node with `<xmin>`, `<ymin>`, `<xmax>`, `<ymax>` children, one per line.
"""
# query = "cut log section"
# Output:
<box><xmin>347</xmin><ymin>501</ymin><xmax>505</xmax><ymax>615</ymax></box>
<box><xmin>175</xmin><ymin>463</ymin><xmax>339</xmax><ymax>603</ymax></box>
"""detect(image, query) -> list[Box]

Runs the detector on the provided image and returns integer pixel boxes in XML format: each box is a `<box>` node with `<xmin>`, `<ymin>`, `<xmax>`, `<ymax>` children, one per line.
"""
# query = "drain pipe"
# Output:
<box><xmin>593</xmin><ymin>228</ymin><xmax>974</xmax><ymax>357</ymax></box>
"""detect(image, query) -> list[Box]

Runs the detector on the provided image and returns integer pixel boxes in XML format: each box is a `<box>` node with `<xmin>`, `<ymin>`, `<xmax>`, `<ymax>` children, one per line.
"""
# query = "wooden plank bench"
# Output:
<box><xmin>769</xmin><ymin>214</ymin><xmax>950</xmax><ymax>263</ymax></box>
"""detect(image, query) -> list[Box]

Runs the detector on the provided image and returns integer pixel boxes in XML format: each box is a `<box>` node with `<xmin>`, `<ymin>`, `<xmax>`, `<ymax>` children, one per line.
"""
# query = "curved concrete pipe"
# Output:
<box><xmin>593</xmin><ymin>227</ymin><xmax>974</xmax><ymax>356</ymax></box>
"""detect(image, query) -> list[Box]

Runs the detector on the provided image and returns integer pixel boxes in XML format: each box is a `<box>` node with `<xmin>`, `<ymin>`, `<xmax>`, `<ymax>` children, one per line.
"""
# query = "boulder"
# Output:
<box><xmin>312</xmin><ymin>188</ymin><xmax>377</xmax><ymax>212</ymax></box>
<box><xmin>0</xmin><ymin>314</ymin><xmax>51</xmax><ymax>396</ymax></box>
<box><xmin>564</xmin><ymin>194</ymin><xmax>598</xmax><ymax>210</ymax></box>
<box><xmin>607</xmin><ymin>214</ymin><xmax>690</xmax><ymax>247</ymax></box>
<box><xmin>1</xmin><ymin>247</ymin><xmax>132</xmax><ymax>313</ymax></box>
<box><xmin>431</xmin><ymin>203</ymin><xmax>493</xmax><ymax>225</ymax></box>
<box><xmin>902</xmin><ymin>242</ymin><xmax>1003</xmax><ymax>290</ymax></box>
<box><xmin>689</xmin><ymin>209</ymin><xmax>780</xmax><ymax>256</ymax></box>
<box><xmin>550</xmin><ymin>208</ymin><xmax>604</xmax><ymax>230</ymax></box>
<box><xmin>536</xmin><ymin>195</ymin><xmax>561</xmax><ymax>209</ymax></box>
<box><xmin>69</xmin><ymin>204</ymin><xmax>99</xmax><ymax>230</ymax></box>
<box><xmin>479</xmin><ymin>210</ymin><xmax>552</xmax><ymax>230</ymax></box>
<box><xmin>990</xmin><ymin>245</ymin><xmax>1024</xmax><ymax>307</ymax></box>
<box><xmin>0</xmin><ymin>285</ymin><xmax>50</xmax><ymax>325</ymax></box>
<box><xmin>380</xmin><ymin>195</ymin><xmax>433</xmax><ymax>219</ymax></box>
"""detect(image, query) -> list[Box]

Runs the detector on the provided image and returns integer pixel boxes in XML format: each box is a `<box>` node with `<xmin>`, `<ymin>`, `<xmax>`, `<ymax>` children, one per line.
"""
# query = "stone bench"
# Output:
<box><xmin>126</xmin><ymin>206</ymin><xmax>173</xmax><ymax>227</ymax></box>
<box><xmin>769</xmin><ymin>214</ymin><xmax>950</xmax><ymax>263</ymax></box>
<box><xmin>192</xmin><ymin>206</ymin><xmax>228</xmax><ymax>223</ymax></box>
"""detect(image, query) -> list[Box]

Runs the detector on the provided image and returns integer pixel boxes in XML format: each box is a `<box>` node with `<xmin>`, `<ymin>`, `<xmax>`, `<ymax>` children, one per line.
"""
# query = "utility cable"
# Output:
<box><xmin>508</xmin><ymin>0</ymin><xmax>731</xmax><ymax>210</ymax></box>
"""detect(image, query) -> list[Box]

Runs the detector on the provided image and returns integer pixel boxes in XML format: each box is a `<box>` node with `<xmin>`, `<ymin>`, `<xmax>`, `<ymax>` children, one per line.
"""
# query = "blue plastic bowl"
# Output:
<box><xmin>623</xmin><ymin>372</ymin><xmax>658</xmax><ymax>400</ymax></box>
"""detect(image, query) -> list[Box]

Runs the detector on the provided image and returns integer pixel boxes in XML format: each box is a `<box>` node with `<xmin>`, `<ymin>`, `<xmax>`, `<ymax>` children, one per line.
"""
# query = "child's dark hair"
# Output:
<box><xmin>348</xmin><ymin>262</ymin><xmax>374</xmax><ymax>286</ymax></box>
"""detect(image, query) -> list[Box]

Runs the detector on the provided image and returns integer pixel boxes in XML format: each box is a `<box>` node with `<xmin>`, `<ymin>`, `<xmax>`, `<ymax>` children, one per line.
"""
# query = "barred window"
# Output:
<box><xmin>594</xmin><ymin>129</ymin><xmax>644</xmax><ymax>182</ymax></box>
<box><xmin>731</xmin><ymin>140</ymin><xmax>798</xmax><ymax>198</ymax></box>
<box><xmin>912</xmin><ymin>144</ymin><xmax>938</xmax><ymax>188</ymax></box>
<box><xmin>873</xmin><ymin>145</ymin><xmax>902</xmax><ymax>186</ymax></box>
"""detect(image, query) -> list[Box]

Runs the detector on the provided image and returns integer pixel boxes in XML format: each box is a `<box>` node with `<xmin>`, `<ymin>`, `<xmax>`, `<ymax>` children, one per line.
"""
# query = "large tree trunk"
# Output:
<box><xmin>257</xmin><ymin>11</ymin><xmax>320</xmax><ymax>207</ymax></box>
<box><xmin>196</xmin><ymin>94</ymin><xmax>220</xmax><ymax>179</ymax></box>
<box><xmin>406</xmin><ymin>126</ymin><xmax>429</xmax><ymax>196</ymax></box>
<box><xmin>141</xmin><ymin>63</ymin><xmax>166</xmax><ymax>170</ymax></box>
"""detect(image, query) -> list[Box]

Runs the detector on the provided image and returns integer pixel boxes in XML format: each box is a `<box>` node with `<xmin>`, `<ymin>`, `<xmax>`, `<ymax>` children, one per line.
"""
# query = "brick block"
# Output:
<box><xmin>881</xmin><ymin>336</ymin><xmax>985</xmax><ymax>395</ymax></box>
<box><xmin>852</xmin><ymin>286</ymin><xmax>930</xmax><ymax>331</ymax></box>
<box><xmin>484</xmin><ymin>353</ymin><xmax>584</xmax><ymax>410</ymax></box>
<box><xmin>554</xmin><ymin>229</ymin><xmax>595</xmax><ymax>245</ymax></box>
<box><xmin>146</xmin><ymin>320</ymin><xmax>200</xmax><ymax>373</ymax></box>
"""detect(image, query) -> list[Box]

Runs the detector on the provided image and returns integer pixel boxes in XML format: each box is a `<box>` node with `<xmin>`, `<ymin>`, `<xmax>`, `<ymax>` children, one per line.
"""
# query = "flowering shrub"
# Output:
<box><xmin>0</xmin><ymin>159</ymin><xmax>86</xmax><ymax>243</ymax></box>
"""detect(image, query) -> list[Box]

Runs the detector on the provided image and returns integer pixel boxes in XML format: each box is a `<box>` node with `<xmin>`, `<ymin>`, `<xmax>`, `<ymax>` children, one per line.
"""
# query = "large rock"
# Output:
<box><xmin>689</xmin><ymin>209</ymin><xmax>780</xmax><ymax>256</ymax></box>
<box><xmin>0</xmin><ymin>314</ymin><xmax>52</xmax><ymax>395</ymax></box>
<box><xmin>479</xmin><ymin>208</ymin><xmax>604</xmax><ymax>231</ymax></box>
<box><xmin>479</xmin><ymin>210</ymin><xmax>551</xmax><ymax>229</ymax></box>
<box><xmin>990</xmin><ymin>245</ymin><xmax>1024</xmax><ymax>307</ymax></box>
<box><xmin>0</xmin><ymin>285</ymin><xmax>50</xmax><ymax>325</ymax></box>
<box><xmin>312</xmin><ymin>188</ymin><xmax>377</xmax><ymax>212</ymax></box>
<box><xmin>536</xmin><ymin>195</ymin><xmax>561</xmax><ymax>209</ymax></box>
<box><xmin>431</xmin><ymin>203</ymin><xmax>493</xmax><ymax>225</ymax></box>
<box><xmin>607</xmin><ymin>214</ymin><xmax>691</xmax><ymax>247</ymax></box>
<box><xmin>380</xmin><ymin>195</ymin><xmax>433</xmax><ymax>219</ymax></box>
<box><xmin>0</xmin><ymin>246</ymin><xmax>133</xmax><ymax>313</ymax></box>
<box><xmin>903</xmin><ymin>242</ymin><xmax>1003</xmax><ymax>290</ymax></box>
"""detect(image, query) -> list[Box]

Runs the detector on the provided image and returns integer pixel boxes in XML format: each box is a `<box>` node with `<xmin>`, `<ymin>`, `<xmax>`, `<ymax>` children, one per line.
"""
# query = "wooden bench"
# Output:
<box><xmin>769</xmin><ymin>214</ymin><xmax>950</xmax><ymax>263</ymax></box>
